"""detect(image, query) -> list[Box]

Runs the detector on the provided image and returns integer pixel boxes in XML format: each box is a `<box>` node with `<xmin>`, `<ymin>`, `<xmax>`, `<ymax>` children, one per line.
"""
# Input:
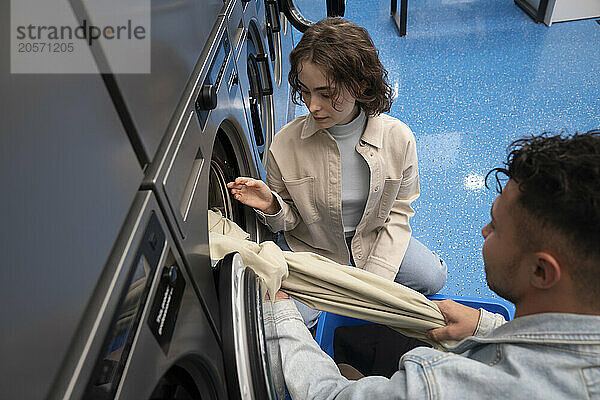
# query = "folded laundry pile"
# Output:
<box><xmin>206</xmin><ymin>210</ymin><xmax>456</xmax><ymax>349</ymax></box>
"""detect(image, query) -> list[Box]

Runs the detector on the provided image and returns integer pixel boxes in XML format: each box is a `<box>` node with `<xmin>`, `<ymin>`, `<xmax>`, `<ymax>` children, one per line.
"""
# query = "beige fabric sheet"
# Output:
<box><xmin>207</xmin><ymin>210</ymin><xmax>454</xmax><ymax>349</ymax></box>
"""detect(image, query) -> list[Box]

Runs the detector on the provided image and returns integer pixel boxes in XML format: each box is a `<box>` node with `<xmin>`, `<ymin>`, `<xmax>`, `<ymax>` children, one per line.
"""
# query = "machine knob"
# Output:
<box><xmin>163</xmin><ymin>265</ymin><xmax>178</xmax><ymax>285</ymax></box>
<box><xmin>196</xmin><ymin>84</ymin><xmax>217</xmax><ymax>110</ymax></box>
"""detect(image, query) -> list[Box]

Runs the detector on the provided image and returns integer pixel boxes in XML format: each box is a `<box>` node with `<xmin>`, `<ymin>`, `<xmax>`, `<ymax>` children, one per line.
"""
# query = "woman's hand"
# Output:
<box><xmin>227</xmin><ymin>177</ymin><xmax>281</xmax><ymax>214</ymax></box>
<box><xmin>426</xmin><ymin>299</ymin><xmax>480</xmax><ymax>342</ymax></box>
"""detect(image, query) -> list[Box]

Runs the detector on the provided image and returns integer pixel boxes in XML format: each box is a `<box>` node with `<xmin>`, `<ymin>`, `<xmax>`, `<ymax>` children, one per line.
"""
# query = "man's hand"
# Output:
<box><xmin>227</xmin><ymin>177</ymin><xmax>281</xmax><ymax>214</ymax></box>
<box><xmin>274</xmin><ymin>290</ymin><xmax>289</xmax><ymax>301</ymax></box>
<box><xmin>427</xmin><ymin>300</ymin><xmax>481</xmax><ymax>342</ymax></box>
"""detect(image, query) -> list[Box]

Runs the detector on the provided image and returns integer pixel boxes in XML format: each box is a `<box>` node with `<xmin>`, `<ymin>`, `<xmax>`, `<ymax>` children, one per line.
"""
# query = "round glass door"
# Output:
<box><xmin>208</xmin><ymin>133</ymin><xmax>244</xmax><ymax>228</ymax></box>
<box><xmin>216</xmin><ymin>253</ymin><xmax>285</xmax><ymax>400</ymax></box>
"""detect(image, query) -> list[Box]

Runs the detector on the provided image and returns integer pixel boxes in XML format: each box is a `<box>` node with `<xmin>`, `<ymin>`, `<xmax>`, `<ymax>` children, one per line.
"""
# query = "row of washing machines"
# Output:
<box><xmin>0</xmin><ymin>0</ymin><xmax>317</xmax><ymax>398</ymax></box>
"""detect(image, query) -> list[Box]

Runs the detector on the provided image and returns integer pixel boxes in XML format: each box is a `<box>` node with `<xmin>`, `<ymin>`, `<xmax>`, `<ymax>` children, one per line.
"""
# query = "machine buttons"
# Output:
<box><xmin>148</xmin><ymin>262</ymin><xmax>186</xmax><ymax>354</ymax></box>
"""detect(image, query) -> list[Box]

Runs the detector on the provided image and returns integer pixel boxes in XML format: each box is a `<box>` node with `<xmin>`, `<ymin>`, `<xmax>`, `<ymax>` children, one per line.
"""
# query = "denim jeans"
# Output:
<box><xmin>275</xmin><ymin>232</ymin><xmax>447</xmax><ymax>329</ymax></box>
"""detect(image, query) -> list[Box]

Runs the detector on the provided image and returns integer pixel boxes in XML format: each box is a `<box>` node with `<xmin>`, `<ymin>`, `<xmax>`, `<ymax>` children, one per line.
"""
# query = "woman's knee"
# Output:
<box><xmin>420</xmin><ymin>257</ymin><xmax>447</xmax><ymax>295</ymax></box>
<box><xmin>396</xmin><ymin>237</ymin><xmax>448</xmax><ymax>294</ymax></box>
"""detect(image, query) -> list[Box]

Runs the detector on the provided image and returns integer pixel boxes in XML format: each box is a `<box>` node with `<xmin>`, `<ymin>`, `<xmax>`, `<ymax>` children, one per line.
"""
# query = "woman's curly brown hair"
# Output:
<box><xmin>288</xmin><ymin>17</ymin><xmax>392</xmax><ymax>117</ymax></box>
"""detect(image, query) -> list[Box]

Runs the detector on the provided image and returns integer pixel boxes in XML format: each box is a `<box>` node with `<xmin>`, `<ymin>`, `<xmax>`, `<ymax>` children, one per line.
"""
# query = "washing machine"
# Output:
<box><xmin>0</xmin><ymin>38</ymin><xmax>141</xmax><ymax>400</ymax></box>
<box><xmin>251</xmin><ymin>0</ymin><xmax>296</xmax><ymax>138</ymax></box>
<box><xmin>233</xmin><ymin>0</ymin><xmax>295</xmax><ymax>178</ymax></box>
<box><xmin>40</xmin><ymin>191</ymin><xmax>222</xmax><ymax>399</ymax></box>
<box><xmin>40</xmin><ymin>191</ymin><xmax>283</xmax><ymax>400</ymax></box>
<box><xmin>69</xmin><ymin>0</ymin><xmax>226</xmax><ymax>167</ymax></box>
<box><xmin>264</xmin><ymin>1</ymin><xmax>296</xmax><ymax>135</ymax></box>
<box><xmin>279</xmin><ymin>0</ymin><xmax>333</xmax><ymax>32</ymax></box>
<box><xmin>135</xmin><ymin>4</ymin><xmax>289</xmax><ymax>398</ymax></box>
<box><xmin>1</xmin><ymin>1</ymin><xmax>284</xmax><ymax>399</ymax></box>
<box><xmin>235</xmin><ymin>0</ymin><xmax>278</xmax><ymax>178</ymax></box>
<box><xmin>143</xmin><ymin>10</ymin><xmax>271</xmax><ymax>329</ymax></box>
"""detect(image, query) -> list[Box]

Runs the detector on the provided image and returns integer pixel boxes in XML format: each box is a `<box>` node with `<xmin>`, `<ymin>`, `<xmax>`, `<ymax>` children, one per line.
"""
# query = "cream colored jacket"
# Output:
<box><xmin>257</xmin><ymin>113</ymin><xmax>419</xmax><ymax>280</ymax></box>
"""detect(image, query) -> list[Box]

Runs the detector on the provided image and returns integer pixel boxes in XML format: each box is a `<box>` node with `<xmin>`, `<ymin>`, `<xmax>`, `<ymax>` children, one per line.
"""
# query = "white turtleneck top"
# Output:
<box><xmin>327</xmin><ymin>109</ymin><xmax>370</xmax><ymax>236</ymax></box>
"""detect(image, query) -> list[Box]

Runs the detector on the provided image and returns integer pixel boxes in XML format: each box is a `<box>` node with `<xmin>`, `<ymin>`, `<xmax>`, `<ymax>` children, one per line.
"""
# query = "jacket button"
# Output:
<box><xmin>374</xmin><ymin>186</ymin><xmax>379</xmax><ymax>192</ymax></box>
<box><xmin>370</xmin><ymin>152</ymin><xmax>374</xmax><ymax>157</ymax></box>
<box><xmin>357</xmin><ymin>254</ymin><xmax>362</xmax><ymax>259</ymax></box>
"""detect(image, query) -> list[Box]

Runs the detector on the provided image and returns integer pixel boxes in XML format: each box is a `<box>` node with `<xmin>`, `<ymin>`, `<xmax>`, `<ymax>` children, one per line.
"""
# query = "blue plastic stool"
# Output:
<box><xmin>314</xmin><ymin>294</ymin><xmax>515</xmax><ymax>359</ymax></box>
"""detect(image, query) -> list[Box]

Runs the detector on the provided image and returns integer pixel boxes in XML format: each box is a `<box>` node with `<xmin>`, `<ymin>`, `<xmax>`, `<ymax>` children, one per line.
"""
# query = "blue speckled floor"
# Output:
<box><xmin>292</xmin><ymin>0</ymin><xmax>600</xmax><ymax>308</ymax></box>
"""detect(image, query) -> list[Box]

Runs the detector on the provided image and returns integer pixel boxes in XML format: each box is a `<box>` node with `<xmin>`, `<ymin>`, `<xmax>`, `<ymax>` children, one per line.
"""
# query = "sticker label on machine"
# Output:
<box><xmin>148</xmin><ymin>264</ymin><xmax>186</xmax><ymax>354</ymax></box>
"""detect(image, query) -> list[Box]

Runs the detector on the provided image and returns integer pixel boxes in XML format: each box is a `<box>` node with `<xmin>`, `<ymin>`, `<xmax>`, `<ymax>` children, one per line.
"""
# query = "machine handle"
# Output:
<box><xmin>265</xmin><ymin>0</ymin><xmax>281</xmax><ymax>32</ymax></box>
<box><xmin>196</xmin><ymin>84</ymin><xmax>217</xmax><ymax>110</ymax></box>
<box><xmin>255</xmin><ymin>54</ymin><xmax>273</xmax><ymax>96</ymax></box>
<box><xmin>249</xmin><ymin>98</ymin><xmax>265</xmax><ymax>148</ymax></box>
<box><xmin>265</xmin><ymin>23</ymin><xmax>276</xmax><ymax>62</ymax></box>
<box><xmin>249</xmin><ymin>53</ymin><xmax>273</xmax><ymax>96</ymax></box>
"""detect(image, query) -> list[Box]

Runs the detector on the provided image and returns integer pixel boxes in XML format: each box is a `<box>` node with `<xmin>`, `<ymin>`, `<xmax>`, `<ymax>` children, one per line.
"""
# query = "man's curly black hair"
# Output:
<box><xmin>486</xmin><ymin>130</ymin><xmax>600</xmax><ymax>302</ymax></box>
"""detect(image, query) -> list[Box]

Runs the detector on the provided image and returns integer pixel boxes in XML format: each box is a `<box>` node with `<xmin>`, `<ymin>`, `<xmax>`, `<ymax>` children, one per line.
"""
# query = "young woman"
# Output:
<box><xmin>228</xmin><ymin>17</ymin><xmax>447</xmax><ymax>328</ymax></box>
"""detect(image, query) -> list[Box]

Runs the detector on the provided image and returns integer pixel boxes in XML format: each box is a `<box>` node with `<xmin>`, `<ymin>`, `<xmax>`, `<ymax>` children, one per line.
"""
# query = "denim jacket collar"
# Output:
<box><xmin>300</xmin><ymin>112</ymin><xmax>384</xmax><ymax>149</ymax></box>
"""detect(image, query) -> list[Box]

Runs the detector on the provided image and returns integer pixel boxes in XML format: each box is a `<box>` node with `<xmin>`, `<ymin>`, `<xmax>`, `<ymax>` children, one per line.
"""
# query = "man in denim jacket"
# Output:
<box><xmin>272</xmin><ymin>131</ymin><xmax>600</xmax><ymax>399</ymax></box>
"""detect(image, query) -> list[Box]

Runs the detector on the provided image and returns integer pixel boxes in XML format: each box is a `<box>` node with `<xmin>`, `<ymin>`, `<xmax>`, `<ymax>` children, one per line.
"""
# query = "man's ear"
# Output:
<box><xmin>530</xmin><ymin>252</ymin><xmax>562</xmax><ymax>289</ymax></box>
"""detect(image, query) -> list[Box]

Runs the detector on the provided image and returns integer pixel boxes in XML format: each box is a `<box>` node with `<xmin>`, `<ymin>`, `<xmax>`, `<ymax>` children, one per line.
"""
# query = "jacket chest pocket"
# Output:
<box><xmin>282</xmin><ymin>176</ymin><xmax>320</xmax><ymax>224</ymax></box>
<box><xmin>377</xmin><ymin>179</ymin><xmax>402</xmax><ymax>220</ymax></box>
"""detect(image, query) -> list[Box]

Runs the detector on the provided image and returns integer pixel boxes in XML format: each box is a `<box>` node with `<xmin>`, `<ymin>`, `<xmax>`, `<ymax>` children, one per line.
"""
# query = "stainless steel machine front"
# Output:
<box><xmin>0</xmin><ymin>0</ymin><xmax>318</xmax><ymax>398</ymax></box>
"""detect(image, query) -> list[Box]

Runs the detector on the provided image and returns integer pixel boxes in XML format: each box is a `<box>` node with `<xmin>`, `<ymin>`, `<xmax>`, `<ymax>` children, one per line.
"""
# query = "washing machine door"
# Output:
<box><xmin>279</xmin><ymin>0</ymin><xmax>340</xmax><ymax>32</ymax></box>
<box><xmin>244</xmin><ymin>22</ymin><xmax>275</xmax><ymax>172</ymax></box>
<box><xmin>216</xmin><ymin>253</ymin><xmax>285</xmax><ymax>400</ymax></box>
<box><xmin>263</xmin><ymin>0</ymin><xmax>295</xmax><ymax>133</ymax></box>
<box><xmin>263</xmin><ymin>0</ymin><xmax>282</xmax><ymax>79</ymax></box>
